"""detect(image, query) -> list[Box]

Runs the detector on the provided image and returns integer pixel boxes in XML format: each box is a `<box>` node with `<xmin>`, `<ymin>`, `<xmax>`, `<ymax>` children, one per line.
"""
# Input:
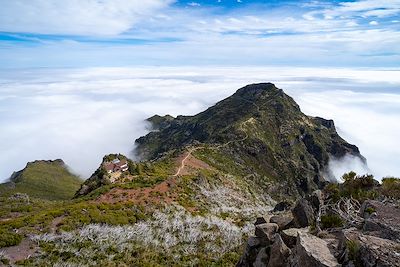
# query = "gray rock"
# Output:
<box><xmin>254</xmin><ymin>247</ymin><xmax>270</xmax><ymax>267</ymax></box>
<box><xmin>267</xmin><ymin>234</ymin><xmax>291</xmax><ymax>267</ymax></box>
<box><xmin>289</xmin><ymin>232</ymin><xmax>340</xmax><ymax>267</ymax></box>
<box><xmin>236</xmin><ymin>236</ymin><xmax>265</xmax><ymax>267</ymax></box>
<box><xmin>255</xmin><ymin>223</ymin><xmax>279</xmax><ymax>244</ymax></box>
<box><xmin>339</xmin><ymin>228</ymin><xmax>400</xmax><ymax>267</ymax></box>
<box><xmin>361</xmin><ymin>200</ymin><xmax>400</xmax><ymax>242</ymax></box>
<box><xmin>292</xmin><ymin>199</ymin><xmax>315</xmax><ymax>228</ymax></box>
<box><xmin>281</xmin><ymin>228</ymin><xmax>308</xmax><ymax>248</ymax></box>
<box><xmin>270</xmin><ymin>213</ymin><xmax>293</xmax><ymax>231</ymax></box>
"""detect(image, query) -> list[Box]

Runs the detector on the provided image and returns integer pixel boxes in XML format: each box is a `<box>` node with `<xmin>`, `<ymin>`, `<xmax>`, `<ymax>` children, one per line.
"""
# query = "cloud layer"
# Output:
<box><xmin>0</xmin><ymin>67</ymin><xmax>399</xmax><ymax>182</ymax></box>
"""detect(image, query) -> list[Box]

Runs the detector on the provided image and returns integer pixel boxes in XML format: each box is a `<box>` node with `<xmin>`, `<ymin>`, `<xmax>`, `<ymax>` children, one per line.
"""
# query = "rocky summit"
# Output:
<box><xmin>135</xmin><ymin>83</ymin><xmax>364</xmax><ymax>198</ymax></box>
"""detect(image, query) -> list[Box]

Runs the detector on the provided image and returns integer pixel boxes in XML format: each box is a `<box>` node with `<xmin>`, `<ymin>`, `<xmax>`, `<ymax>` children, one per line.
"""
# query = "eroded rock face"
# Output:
<box><xmin>289</xmin><ymin>233</ymin><xmax>340</xmax><ymax>267</ymax></box>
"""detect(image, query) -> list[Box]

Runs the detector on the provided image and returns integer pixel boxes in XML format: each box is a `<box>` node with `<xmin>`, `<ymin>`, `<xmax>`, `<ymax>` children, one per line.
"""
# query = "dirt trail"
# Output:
<box><xmin>0</xmin><ymin>239</ymin><xmax>38</xmax><ymax>264</ymax></box>
<box><xmin>173</xmin><ymin>147</ymin><xmax>205</xmax><ymax>177</ymax></box>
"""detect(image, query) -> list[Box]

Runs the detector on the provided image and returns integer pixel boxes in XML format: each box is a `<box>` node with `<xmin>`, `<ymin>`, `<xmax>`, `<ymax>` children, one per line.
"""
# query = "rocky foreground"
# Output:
<box><xmin>237</xmin><ymin>188</ymin><xmax>400</xmax><ymax>267</ymax></box>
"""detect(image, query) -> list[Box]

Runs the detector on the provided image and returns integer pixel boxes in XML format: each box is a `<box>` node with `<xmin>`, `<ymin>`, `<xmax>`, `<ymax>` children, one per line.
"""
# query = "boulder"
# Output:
<box><xmin>236</xmin><ymin>236</ymin><xmax>265</xmax><ymax>267</ymax></box>
<box><xmin>292</xmin><ymin>199</ymin><xmax>315</xmax><ymax>227</ymax></box>
<box><xmin>289</xmin><ymin>232</ymin><xmax>340</xmax><ymax>267</ymax></box>
<box><xmin>267</xmin><ymin>234</ymin><xmax>291</xmax><ymax>267</ymax></box>
<box><xmin>255</xmin><ymin>223</ymin><xmax>279</xmax><ymax>244</ymax></box>
<box><xmin>254</xmin><ymin>247</ymin><xmax>270</xmax><ymax>267</ymax></box>
<box><xmin>339</xmin><ymin>228</ymin><xmax>400</xmax><ymax>267</ymax></box>
<box><xmin>270</xmin><ymin>213</ymin><xmax>293</xmax><ymax>231</ymax></box>
<box><xmin>281</xmin><ymin>228</ymin><xmax>309</xmax><ymax>248</ymax></box>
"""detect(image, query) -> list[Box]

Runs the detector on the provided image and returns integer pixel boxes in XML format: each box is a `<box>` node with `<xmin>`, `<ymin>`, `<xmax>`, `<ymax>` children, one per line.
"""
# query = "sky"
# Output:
<box><xmin>0</xmin><ymin>1</ymin><xmax>399</xmax><ymax>182</ymax></box>
<box><xmin>0</xmin><ymin>0</ymin><xmax>400</xmax><ymax>67</ymax></box>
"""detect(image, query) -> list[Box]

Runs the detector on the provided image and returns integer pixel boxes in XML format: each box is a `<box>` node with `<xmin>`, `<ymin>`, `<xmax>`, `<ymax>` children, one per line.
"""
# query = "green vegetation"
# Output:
<box><xmin>0</xmin><ymin>229</ymin><xmax>22</xmax><ymax>248</ymax></box>
<box><xmin>324</xmin><ymin>172</ymin><xmax>400</xmax><ymax>202</ymax></box>
<box><xmin>381</xmin><ymin>177</ymin><xmax>400</xmax><ymax>198</ymax></box>
<box><xmin>347</xmin><ymin>240</ymin><xmax>362</xmax><ymax>267</ymax></box>
<box><xmin>365</xmin><ymin>207</ymin><xmax>376</xmax><ymax>214</ymax></box>
<box><xmin>320</xmin><ymin>214</ymin><xmax>343</xmax><ymax>229</ymax></box>
<box><xmin>0</xmin><ymin>160</ymin><xmax>82</xmax><ymax>200</ymax></box>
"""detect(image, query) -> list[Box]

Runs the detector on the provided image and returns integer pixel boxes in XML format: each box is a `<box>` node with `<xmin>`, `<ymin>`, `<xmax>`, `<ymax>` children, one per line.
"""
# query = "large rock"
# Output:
<box><xmin>267</xmin><ymin>234</ymin><xmax>291</xmax><ymax>267</ymax></box>
<box><xmin>361</xmin><ymin>200</ymin><xmax>400</xmax><ymax>242</ymax></box>
<box><xmin>255</xmin><ymin>223</ymin><xmax>279</xmax><ymax>244</ymax></box>
<box><xmin>281</xmin><ymin>228</ymin><xmax>309</xmax><ymax>248</ymax></box>
<box><xmin>289</xmin><ymin>232</ymin><xmax>340</xmax><ymax>267</ymax></box>
<box><xmin>254</xmin><ymin>247</ymin><xmax>270</xmax><ymax>267</ymax></box>
<box><xmin>339</xmin><ymin>228</ymin><xmax>400</xmax><ymax>267</ymax></box>
<box><xmin>270</xmin><ymin>213</ymin><xmax>293</xmax><ymax>231</ymax></box>
<box><xmin>292</xmin><ymin>199</ymin><xmax>315</xmax><ymax>228</ymax></box>
<box><xmin>236</xmin><ymin>236</ymin><xmax>266</xmax><ymax>267</ymax></box>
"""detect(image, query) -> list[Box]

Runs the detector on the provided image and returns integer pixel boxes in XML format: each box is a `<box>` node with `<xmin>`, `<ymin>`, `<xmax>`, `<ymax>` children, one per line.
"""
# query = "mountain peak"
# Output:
<box><xmin>134</xmin><ymin>83</ymin><xmax>364</xmax><ymax>197</ymax></box>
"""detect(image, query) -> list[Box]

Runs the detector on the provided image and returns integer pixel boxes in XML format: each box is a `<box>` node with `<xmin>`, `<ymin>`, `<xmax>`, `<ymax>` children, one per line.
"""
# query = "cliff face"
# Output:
<box><xmin>135</xmin><ymin>83</ymin><xmax>364</xmax><ymax>197</ymax></box>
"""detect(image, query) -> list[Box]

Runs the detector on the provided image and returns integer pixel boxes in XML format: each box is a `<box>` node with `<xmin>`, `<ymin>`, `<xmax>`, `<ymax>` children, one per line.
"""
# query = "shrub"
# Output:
<box><xmin>365</xmin><ymin>207</ymin><xmax>376</xmax><ymax>214</ymax></box>
<box><xmin>0</xmin><ymin>229</ymin><xmax>23</xmax><ymax>248</ymax></box>
<box><xmin>381</xmin><ymin>177</ymin><xmax>400</xmax><ymax>199</ymax></box>
<box><xmin>320</xmin><ymin>214</ymin><xmax>343</xmax><ymax>229</ymax></box>
<box><xmin>347</xmin><ymin>240</ymin><xmax>362</xmax><ymax>267</ymax></box>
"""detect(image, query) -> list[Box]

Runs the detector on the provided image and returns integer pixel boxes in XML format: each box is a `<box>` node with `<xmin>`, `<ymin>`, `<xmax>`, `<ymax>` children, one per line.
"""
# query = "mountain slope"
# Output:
<box><xmin>135</xmin><ymin>83</ymin><xmax>364</xmax><ymax>197</ymax></box>
<box><xmin>0</xmin><ymin>159</ymin><xmax>82</xmax><ymax>200</ymax></box>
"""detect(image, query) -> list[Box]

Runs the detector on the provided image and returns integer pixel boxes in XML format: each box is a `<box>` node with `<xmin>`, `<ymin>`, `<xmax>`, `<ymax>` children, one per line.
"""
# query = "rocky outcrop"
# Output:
<box><xmin>339</xmin><ymin>228</ymin><xmax>400</xmax><ymax>267</ymax></box>
<box><xmin>289</xmin><ymin>232</ymin><xmax>340</xmax><ymax>267</ymax></box>
<box><xmin>361</xmin><ymin>200</ymin><xmax>400</xmax><ymax>242</ymax></box>
<box><xmin>237</xmin><ymin>190</ymin><xmax>400</xmax><ymax>267</ymax></box>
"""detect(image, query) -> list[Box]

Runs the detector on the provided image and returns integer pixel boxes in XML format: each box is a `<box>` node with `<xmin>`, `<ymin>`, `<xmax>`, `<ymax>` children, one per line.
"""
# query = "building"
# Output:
<box><xmin>104</xmin><ymin>158</ymin><xmax>128</xmax><ymax>173</ymax></box>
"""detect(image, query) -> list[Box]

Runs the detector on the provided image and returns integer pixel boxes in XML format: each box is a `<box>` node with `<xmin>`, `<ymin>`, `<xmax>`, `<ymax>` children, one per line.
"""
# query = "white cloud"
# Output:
<box><xmin>369</xmin><ymin>20</ymin><xmax>379</xmax><ymax>25</ymax></box>
<box><xmin>0</xmin><ymin>0</ymin><xmax>173</xmax><ymax>36</ymax></box>
<box><xmin>321</xmin><ymin>0</ymin><xmax>400</xmax><ymax>18</ymax></box>
<box><xmin>188</xmin><ymin>2</ymin><xmax>201</xmax><ymax>7</ymax></box>
<box><xmin>0</xmin><ymin>67</ymin><xmax>400</xmax><ymax>182</ymax></box>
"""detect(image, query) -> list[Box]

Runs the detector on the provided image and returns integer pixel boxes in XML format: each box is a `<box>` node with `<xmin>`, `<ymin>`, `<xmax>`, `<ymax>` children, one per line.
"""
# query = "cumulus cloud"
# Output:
<box><xmin>0</xmin><ymin>67</ymin><xmax>399</xmax><ymax>182</ymax></box>
<box><xmin>0</xmin><ymin>0</ymin><xmax>173</xmax><ymax>36</ymax></box>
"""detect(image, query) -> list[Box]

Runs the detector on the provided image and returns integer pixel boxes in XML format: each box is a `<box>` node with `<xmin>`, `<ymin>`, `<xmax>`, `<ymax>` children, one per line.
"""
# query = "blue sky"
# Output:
<box><xmin>0</xmin><ymin>0</ymin><xmax>400</xmax><ymax>68</ymax></box>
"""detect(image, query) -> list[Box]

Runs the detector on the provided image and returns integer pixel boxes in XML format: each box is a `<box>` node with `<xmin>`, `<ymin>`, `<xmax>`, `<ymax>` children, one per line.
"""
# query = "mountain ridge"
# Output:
<box><xmin>134</xmin><ymin>83</ymin><xmax>364</xmax><ymax>197</ymax></box>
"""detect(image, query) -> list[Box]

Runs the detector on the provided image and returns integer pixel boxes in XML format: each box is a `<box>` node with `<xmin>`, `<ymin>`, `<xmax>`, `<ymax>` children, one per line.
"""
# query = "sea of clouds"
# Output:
<box><xmin>0</xmin><ymin>66</ymin><xmax>399</xmax><ymax>182</ymax></box>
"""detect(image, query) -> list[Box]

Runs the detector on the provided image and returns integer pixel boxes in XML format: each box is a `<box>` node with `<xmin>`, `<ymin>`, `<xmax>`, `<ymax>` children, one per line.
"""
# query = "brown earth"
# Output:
<box><xmin>0</xmin><ymin>239</ymin><xmax>39</xmax><ymax>265</ymax></box>
<box><xmin>96</xmin><ymin>148</ymin><xmax>210</xmax><ymax>205</ymax></box>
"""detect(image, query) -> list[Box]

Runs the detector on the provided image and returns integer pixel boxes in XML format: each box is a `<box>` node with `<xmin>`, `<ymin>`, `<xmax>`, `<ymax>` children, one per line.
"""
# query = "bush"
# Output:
<box><xmin>0</xmin><ymin>229</ymin><xmax>23</xmax><ymax>248</ymax></box>
<box><xmin>320</xmin><ymin>214</ymin><xmax>343</xmax><ymax>229</ymax></box>
<box><xmin>347</xmin><ymin>240</ymin><xmax>362</xmax><ymax>267</ymax></box>
<box><xmin>381</xmin><ymin>177</ymin><xmax>400</xmax><ymax>199</ymax></box>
